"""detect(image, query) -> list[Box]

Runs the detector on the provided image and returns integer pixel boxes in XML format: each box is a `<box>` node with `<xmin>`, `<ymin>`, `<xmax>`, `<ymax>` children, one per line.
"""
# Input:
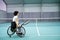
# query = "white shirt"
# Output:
<box><xmin>13</xmin><ymin>16</ymin><xmax>18</xmax><ymax>22</ymax></box>
<box><xmin>13</xmin><ymin>16</ymin><xmax>21</xmax><ymax>26</ymax></box>
<box><xmin>13</xmin><ymin>16</ymin><xmax>19</xmax><ymax>24</ymax></box>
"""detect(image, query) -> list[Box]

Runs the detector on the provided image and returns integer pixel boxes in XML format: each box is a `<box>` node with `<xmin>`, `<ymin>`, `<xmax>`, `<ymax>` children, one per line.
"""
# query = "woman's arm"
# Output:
<box><xmin>15</xmin><ymin>18</ymin><xmax>20</xmax><ymax>27</ymax></box>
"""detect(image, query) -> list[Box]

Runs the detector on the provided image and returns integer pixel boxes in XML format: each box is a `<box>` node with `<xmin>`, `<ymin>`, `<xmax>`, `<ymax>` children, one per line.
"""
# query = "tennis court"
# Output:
<box><xmin>0</xmin><ymin>19</ymin><xmax>60</xmax><ymax>40</ymax></box>
<box><xmin>0</xmin><ymin>0</ymin><xmax>60</xmax><ymax>40</ymax></box>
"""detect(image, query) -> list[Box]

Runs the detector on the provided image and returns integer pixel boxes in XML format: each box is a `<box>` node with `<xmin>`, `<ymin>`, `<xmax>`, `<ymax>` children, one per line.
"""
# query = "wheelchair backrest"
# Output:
<box><xmin>11</xmin><ymin>22</ymin><xmax>16</xmax><ymax>27</ymax></box>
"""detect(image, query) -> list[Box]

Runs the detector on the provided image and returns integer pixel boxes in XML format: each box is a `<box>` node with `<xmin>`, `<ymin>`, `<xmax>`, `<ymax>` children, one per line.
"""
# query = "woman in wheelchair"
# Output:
<box><xmin>7</xmin><ymin>11</ymin><xmax>26</xmax><ymax>37</ymax></box>
<box><xmin>11</xmin><ymin>11</ymin><xmax>20</xmax><ymax>32</ymax></box>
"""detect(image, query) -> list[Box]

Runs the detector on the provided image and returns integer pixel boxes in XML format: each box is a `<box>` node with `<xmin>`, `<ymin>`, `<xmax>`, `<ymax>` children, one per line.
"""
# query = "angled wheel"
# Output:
<box><xmin>7</xmin><ymin>26</ymin><xmax>15</xmax><ymax>37</ymax></box>
<box><xmin>16</xmin><ymin>26</ymin><xmax>26</xmax><ymax>37</ymax></box>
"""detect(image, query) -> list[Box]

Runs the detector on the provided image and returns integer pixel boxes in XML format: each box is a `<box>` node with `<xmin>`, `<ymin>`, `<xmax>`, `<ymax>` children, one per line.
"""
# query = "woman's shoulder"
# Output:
<box><xmin>14</xmin><ymin>16</ymin><xmax>18</xmax><ymax>18</ymax></box>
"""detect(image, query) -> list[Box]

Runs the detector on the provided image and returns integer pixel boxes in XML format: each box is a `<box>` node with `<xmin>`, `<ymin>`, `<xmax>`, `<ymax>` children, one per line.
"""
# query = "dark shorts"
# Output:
<box><xmin>11</xmin><ymin>22</ymin><xmax>16</xmax><ymax>32</ymax></box>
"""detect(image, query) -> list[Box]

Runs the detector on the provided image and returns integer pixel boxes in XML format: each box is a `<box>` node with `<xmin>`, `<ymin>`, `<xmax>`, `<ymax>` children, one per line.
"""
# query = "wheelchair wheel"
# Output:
<box><xmin>7</xmin><ymin>26</ymin><xmax>15</xmax><ymax>36</ymax></box>
<box><xmin>16</xmin><ymin>26</ymin><xmax>26</xmax><ymax>37</ymax></box>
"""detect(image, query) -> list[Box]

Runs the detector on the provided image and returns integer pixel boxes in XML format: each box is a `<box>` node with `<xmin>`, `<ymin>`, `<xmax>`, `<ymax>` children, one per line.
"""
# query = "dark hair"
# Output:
<box><xmin>14</xmin><ymin>11</ymin><xmax>19</xmax><ymax>16</ymax></box>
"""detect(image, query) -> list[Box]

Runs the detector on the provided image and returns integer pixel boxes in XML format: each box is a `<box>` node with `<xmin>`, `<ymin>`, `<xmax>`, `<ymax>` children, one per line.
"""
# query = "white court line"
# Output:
<box><xmin>25</xmin><ymin>35</ymin><xmax>60</xmax><ymax>37</ymax></box>
<box><xmin>36</xmin><ymin>19</ymin><xmax>40</xmax><ymax>36</ymax></box>
<box><xmin>40</xmin><ymin>35</ymin><xmax>60</xmax><ymax>36</ymax></box>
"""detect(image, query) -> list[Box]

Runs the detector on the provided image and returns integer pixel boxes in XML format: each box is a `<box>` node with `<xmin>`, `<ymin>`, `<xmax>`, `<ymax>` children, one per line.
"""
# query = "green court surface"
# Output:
<box><xmin>0</xmin><ymin>22</ymin><xmax>60</xmax><ymax>40</ymax></box>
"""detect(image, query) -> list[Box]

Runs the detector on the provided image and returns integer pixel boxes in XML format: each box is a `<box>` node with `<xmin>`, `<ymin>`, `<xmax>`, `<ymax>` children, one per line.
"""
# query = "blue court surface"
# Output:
<box><xmin>0</xmin><ymin>21</ymin><xmax>60</xmax><ymax>40</ymax></box>
<box><xmin>0</xmin><ymin>0</ymin><xmax>60</xmax><ymax>40</ymax></box>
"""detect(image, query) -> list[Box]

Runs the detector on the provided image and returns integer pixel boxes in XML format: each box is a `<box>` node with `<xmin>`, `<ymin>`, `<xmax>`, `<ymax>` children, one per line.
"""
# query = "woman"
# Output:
<box><xmin>11</xmin><ymin>11</ymin><xmax>20</xmax><ymax>32</ymax></box>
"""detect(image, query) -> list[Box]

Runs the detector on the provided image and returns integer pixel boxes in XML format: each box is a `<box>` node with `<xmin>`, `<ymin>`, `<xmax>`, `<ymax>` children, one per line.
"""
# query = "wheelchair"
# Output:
<box><xmin>7</xmin><ymin>20</ymin><xmax>29</xmax><ymax>37</ymax></box>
